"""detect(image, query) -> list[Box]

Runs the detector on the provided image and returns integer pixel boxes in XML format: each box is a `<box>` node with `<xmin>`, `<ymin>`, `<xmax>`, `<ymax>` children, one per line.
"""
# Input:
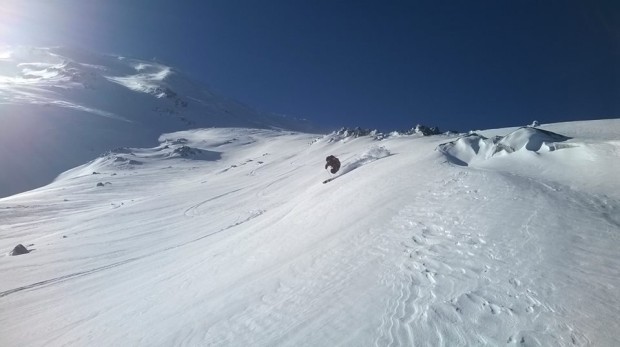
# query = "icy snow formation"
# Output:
<box><xmin>437</xmin><ymin>126</ymin><xmax>572</xmax><ymax>166</ymax></box>
<box><xmin>1</xmin><ymin>120</ymin><xmax>619</xmax><ymax>346</ymax></box>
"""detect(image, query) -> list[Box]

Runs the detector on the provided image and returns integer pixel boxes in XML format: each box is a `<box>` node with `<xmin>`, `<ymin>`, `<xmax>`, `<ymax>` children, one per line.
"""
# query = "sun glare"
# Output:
<box><xmin>0</xmin><ymin>0</ymin><xmax>73</xmax><ymax>48</ymax></box>
<box><xmin>0</xmin><ymin>1</ymin><xmax>29</xmax><ymax>45</ymax></box>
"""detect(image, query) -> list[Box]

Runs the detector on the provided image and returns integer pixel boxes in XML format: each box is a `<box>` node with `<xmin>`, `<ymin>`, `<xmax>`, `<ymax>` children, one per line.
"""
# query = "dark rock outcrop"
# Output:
<box><xmin>10</xmin><ymin>244</ymin><xmax>30</xmax><ymax>256</ymax></box>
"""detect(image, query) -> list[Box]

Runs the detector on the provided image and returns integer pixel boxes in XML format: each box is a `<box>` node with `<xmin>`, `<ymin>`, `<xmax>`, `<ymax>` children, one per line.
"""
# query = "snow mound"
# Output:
<box><xmin>57</xmin><ymin>137</ymin><xmax>224</xmax><ymax>180</ymax></box>
<box><xmin>438</xmin><ymin>127</ymin><xmax>572</xmax><ymax>166</ymax></box>
<box><xmin>497</xmin><ymin>127</ymin><xmax>571</xmax><ymax>152</ymax></box>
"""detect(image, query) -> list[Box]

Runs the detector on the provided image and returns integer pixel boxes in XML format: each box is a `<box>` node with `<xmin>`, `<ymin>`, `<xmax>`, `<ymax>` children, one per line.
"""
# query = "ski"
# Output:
<box><xmin>323</xmin><ymin>177</ymin><xmax>338</xmax><ymax>184</ymax></box>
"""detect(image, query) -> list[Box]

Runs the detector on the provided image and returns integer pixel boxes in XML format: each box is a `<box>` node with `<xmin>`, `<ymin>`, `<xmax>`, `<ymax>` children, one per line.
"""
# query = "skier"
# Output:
<box><xmin>325</xmin><ymin>155</ymin><xmax>341</xmax><ymax>174</ymax></box>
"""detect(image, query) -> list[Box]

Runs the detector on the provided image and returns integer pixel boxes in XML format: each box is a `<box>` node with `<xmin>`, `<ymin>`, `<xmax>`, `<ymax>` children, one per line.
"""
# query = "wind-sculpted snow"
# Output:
<box><xmin>374</xmin><ymin>170</ymin><xmax>610</xmax><ymax>346</ymax></box>
<box><xmin>436</xmin><ymin>125</ymin><xmax>620</xmax><ymax>197</ymax></box>
<box><xmin>57</xmin><ymin>139</ymin><xmax>223</xmax><ymax>181</ymax></box>
<box><xmin>1</xmin><ymin>121</ymin><xmax>619</xmax><ymax>346</ymax></box>
<box><xmin>497</xmin><ymin>127</ymin><xmax>571</xmax><ymax>152</ymax></box>
<box><xmin>437</xmin><ymin>127</ymin><xmax>573</xmax><ymax>166</ymax></box>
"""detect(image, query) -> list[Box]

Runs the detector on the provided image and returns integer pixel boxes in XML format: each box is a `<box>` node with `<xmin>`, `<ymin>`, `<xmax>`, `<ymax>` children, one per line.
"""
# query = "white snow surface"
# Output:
<box><xmin>1</xmin><ymin>119</ymin><xmax>619</xmax><ymax>346</ymax></box>
<box><xmin>0</xmin><ymin>46</ymin><xmax>315</xmax><ymax>198</ymax></box>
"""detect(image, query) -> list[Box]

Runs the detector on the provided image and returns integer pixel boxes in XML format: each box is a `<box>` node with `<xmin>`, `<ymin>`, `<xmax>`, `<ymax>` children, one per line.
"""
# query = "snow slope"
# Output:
<box><xmin>1</xmin><ymin>119</ymin><xmax>619</xmax><ymax>346</ymax></box>
<box><xmin>0</xmin><ymin>46</ymin><xmax>315</xmax><ymax>198</ymax></box>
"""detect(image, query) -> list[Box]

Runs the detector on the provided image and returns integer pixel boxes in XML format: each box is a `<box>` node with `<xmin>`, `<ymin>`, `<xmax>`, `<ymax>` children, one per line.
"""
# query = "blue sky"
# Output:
<box><xmin>2</xmin><ymin>0</ymin><xmax>618</xmax><ymax>132</ymax></box>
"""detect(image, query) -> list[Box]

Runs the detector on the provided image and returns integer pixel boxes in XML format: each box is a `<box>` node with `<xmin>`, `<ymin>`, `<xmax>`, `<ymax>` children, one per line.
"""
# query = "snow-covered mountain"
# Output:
<box><xmin>1</xmin><ymin>119</ymin><xmax>619</xmax><ymax>346</ymax></box>
<box><xmin>0</xmin><ymin>46</ymin><xmax>315</xmax><ymax>198</ymax></box>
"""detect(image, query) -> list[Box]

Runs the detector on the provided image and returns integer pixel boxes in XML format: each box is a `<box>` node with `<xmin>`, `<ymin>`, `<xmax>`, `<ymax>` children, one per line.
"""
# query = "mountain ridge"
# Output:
<box><xmin>0</xmin><ymin>45</ymin><xmax>317</xmax><ymax>197</ymax></box>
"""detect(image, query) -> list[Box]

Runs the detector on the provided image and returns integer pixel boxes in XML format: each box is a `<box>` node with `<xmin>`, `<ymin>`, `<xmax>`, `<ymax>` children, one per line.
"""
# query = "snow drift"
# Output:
<box><xmin>437</xmin><ymin>126</ymin><xmax>572</xmax><ymax>166</ymax></box>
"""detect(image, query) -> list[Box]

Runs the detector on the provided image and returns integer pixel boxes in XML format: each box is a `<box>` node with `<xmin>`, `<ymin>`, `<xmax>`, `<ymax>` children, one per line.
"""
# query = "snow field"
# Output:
<box><xmin>1</xmin><ymin>121</ymin><xmax>619</xmax><ymax>346</ymax></box>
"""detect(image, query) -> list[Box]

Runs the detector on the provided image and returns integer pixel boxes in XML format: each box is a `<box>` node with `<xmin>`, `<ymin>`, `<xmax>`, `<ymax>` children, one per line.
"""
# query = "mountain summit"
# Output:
<box><xmin>0</xmin><ymin>46</ymin><xmax>315</xmax><ymax>197</ymax></box>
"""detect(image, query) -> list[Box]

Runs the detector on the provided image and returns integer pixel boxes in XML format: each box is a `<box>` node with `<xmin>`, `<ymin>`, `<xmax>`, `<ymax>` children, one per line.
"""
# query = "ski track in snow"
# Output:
<box><xmin>0</xmin><ymin>216</ymin><xmax>259</xmax><ymax>299</ymax></box>
<box><xmin>0</xmin><ymin>196</ymin><xmax>267</xmax><ymax>299</ymax></box>
<box><xmin>183</xmin><ymin>188</ymin><xmax>246</xmax><ymax>217</ymax></box>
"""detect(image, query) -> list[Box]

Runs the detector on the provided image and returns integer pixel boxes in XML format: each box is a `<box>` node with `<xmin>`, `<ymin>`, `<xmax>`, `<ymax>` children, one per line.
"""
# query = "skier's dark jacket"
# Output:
<box><xmin>325</xmin><ymin>155</ymin><xmax>341</xmax><ymax>174</ymax></box>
